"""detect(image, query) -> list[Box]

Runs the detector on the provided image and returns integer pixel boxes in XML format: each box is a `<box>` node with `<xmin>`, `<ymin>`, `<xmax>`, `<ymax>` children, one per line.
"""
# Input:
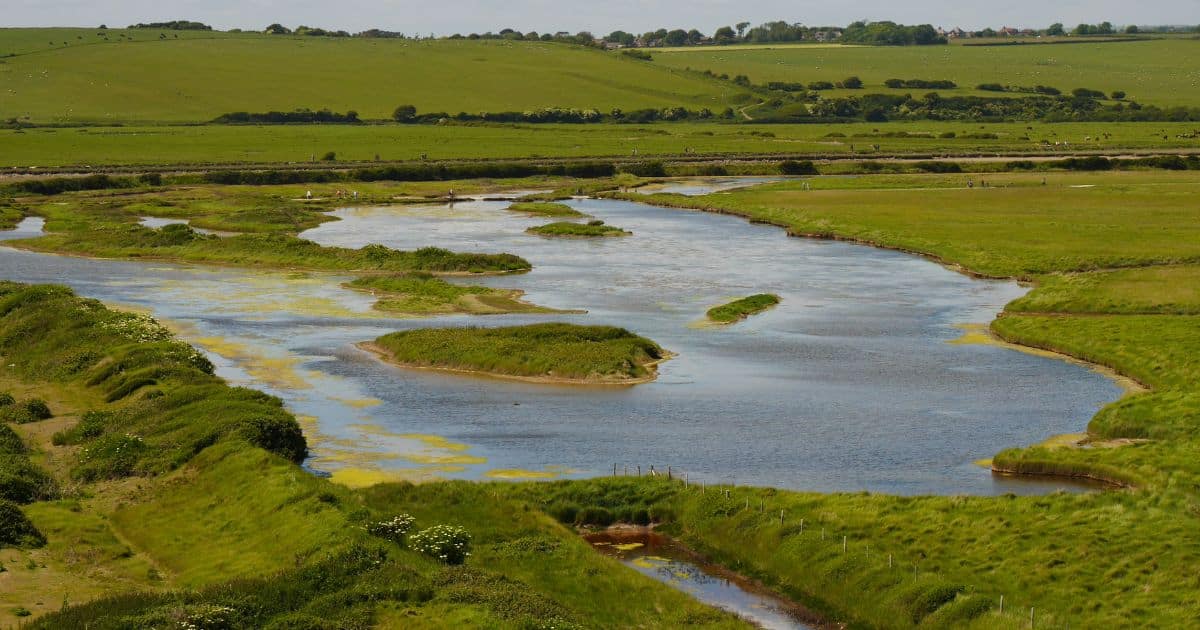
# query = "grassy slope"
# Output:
<box><xmin>0</xmin><ymin>31</ymin><xmax>741</xmax><ymax>123</ymax></box>
<box><xmin>4</xmin><ymin>120</ymin><xmax>1199</xmax><ymax>167</ymax></box>
<box><xmin>650</xmin><ymin>38</ymin><xmax>1200</xmax><ymax>106</ymax></box>
<box><xmin>0</xmin><ymin>284</ymin><xmax>747</xmax><ymax>628</ymax></box>
<box><xmin>372</xmin><ymin>324</ymin><xmax>665</xmax><ymax>382</ymax></box>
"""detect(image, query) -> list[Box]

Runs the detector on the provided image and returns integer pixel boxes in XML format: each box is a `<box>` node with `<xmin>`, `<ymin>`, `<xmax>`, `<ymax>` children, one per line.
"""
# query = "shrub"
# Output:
<box><xmin>239</xmin><ymin>415</ymin><xmax>307</xmax><ymax>463</ymax></box>
<box><xmin>939</xmin><ymin>131</ymin><xmax>957</xmax><ymax>138</ymax></box>
<box><xmin>320</xmin><ymin>151</ymin><xmax>337</xmax><ymax>162</ymax></box>
<box><xmin>52</xmin><ymin>410</ymin><xmax>111</xmax><ymax>446</ymax></box>
<box><xmin>547</xmin><ymin>502</ymin><xmax>580</xmax><ymax>524</ymax></box>
<box><xmin>842</xmin><ymin>76</ymin><xmax>863</xmax><ymax>89</ymax></box>
<box><xmin>411</xmin><ymin>525</ymin><xmax>472</xmax><ymax>565</ymax></box>
<box><xmin>0</xmin><ymin>393</ymin><xmax>13</xmax><ymax>407</ymax></box>
<box><xmin>367</xmin><ymin>514</ymin><xmax>416</xmax><ymax>544</ymax></box>
<box><xmin>74</xmin><ymin>433</ymin><xmax>149</xmax><ymax>481</ymax></box>
<box><xmin>914</xmin><ymin>161</ymin><xmax>963</xmax><ymax>173</ymax></box>
<box><xmin>618</xmin><ymin>161</ymin><xmax>667</xmax><ymax>177</ymax></box>
<box><xmin>779</xmin><ymin>160</ymin><xmax>818</xmax><ymax>175</ymax></box>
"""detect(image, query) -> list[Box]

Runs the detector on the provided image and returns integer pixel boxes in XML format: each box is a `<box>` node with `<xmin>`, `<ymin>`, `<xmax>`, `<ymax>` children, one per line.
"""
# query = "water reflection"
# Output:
<box><xmin>586</xmin><ymin>531</ymin><xmax>817</xmax><ymax>630</ymax></box>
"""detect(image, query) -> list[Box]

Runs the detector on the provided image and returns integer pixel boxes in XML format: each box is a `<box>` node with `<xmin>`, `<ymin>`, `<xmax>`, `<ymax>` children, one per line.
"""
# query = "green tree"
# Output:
<box><xmin>264</xmin><ymin>23</ymin><xmax>291</xmax><ymax>35</ymax></box>
<box><xmin>714</xmin><ymin>26</ymin><xmax>736</xmax><ymax>42</ymax></box>
<box><xmin>842</xmin><ymin>76</ymin><xmax>864</xmax><ymax>89</ymax></box>
<box><xmin>392</xmin><ymin>105</ymin><xmax>417</xmax><ymax>122</ymax></box>
<box><xmin>1047</xmin><ymin>23</ymin><xmax>1065</xmax><ymax>36</ymax></box>
<box><xmin>1125</xmin><ymin>25</ymin><xmax>1139</xmax><ymax>34</ymax></box>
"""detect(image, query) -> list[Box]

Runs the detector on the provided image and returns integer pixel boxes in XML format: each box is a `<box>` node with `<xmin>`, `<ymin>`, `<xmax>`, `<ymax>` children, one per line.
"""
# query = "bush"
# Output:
<box><xmin>0</xmin><ymin>393</ymin><xmax>11</xmax><ymax>406</ymax></box>
<box><xmin>320</xmin><ymin>151</ymin><xmax>337</xmax><ymax>162</ymax></box>
<box><xmin>0</xmin><ymin>500</ymin><xmax>45</xmax><ymax>548</ymax></box>
<box><xmin>779</xmin><ymin>160</ymin><xmax>818</xmax><ymax>175</ymax></box>
<box><xmin>914</xmin><ymin>161</ymin><xmax>963</xmax><ymax>173</ymax></box>
<box><xmin>52</xmin><ymin>410</ymin><xmax>111</xmax><ymax>446</ymax></box>
<box><xmin>367</xmin><ymin>514</ymin><xmax>415</xmax><ymax>544</ymax></box>
<box><xmin>239</xmin><ymin>415</ymin><xmax>308</xmax><ymax>463</ymax></box>
<box><xmin>411</xmin><ymin>525</ymin><xmax>472</xmax><ymax>565</ymax></box>
<box><xmin>74</xmin><ymin>433</ymin><xmax>149</xmax><ymax>481</ymax></box>
<box><xmin>842</xmin><ymin>76</ymin><xmax>863</xmax><ymax>89</ymax></box>
<box><xmin>618</xmin><ymin>161</ymin><xmax>667</xmax><ymax>177</ymax></box>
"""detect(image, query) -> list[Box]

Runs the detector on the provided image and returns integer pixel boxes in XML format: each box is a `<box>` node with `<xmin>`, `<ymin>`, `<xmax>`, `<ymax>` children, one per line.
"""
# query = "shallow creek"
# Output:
<box><xmin>0</xmin><ymin>179</ymin><xmax>1123</xmax><ymax>494</ymax></box>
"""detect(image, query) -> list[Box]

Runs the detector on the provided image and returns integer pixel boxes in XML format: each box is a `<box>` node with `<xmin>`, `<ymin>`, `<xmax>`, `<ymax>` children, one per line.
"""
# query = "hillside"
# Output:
<box><xmin>0</xmin><ymin>29</ymin><xmax>745</xmax><ymax>123</ymax></box>
<box><xmin>650</xmin><ymin>38</ymin><xmax>1200</xmax><ymax>106</ymax></box>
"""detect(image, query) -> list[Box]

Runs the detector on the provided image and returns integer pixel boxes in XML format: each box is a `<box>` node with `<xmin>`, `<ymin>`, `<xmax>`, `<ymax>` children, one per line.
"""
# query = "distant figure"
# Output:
<box><xmin>352</xmin><ymin>191</ymin><xmax>358</xmax><ymax>200</ymax></box>
<box><xmin>967</xmin><ymin>179</ymin><xmax>974</xmax><ymax>189</ymax></box>
<box><xmin>305</xmin><ymin>190</ymin><xmax>312</xmax><ymax>200</ymax></box>
<box><xmin>1042</xmin><ymin>177</ymin><xmax>1047</xmax><ymax>186</ymax></box>
<box><xmin>448</xmin><ymin>189</ymin><xmax>455</xmax><ymax>199</ymax></box>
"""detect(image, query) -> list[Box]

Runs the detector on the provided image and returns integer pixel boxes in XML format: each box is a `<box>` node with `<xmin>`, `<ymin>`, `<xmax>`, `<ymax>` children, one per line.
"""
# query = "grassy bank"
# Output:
<box><xmin>5</xmin><ymin>182</ymin><xmax>533</xmax><ymax>274</ymax></box>
<box><xmin>526</xmin><ymin>221</ymin><xmax>631</xmax><ymax>238</ymax></box>
<box><xmin>706</xmin><ymin>294</ymin><xmax>781</xmax><ymax>324</ymax></box>
<box><xmin>368</xmin><ymin>323</ymin><xmax>667</xmax><ymax>384</ymax></box>
<box><xmin>0</xmin><ymin>282</ymin><xmax>748</xmax><ymax>628</ymax></box>
<box><xmin>345</xmin><ymin>274</ymin><xmax>569</xmax><ymax>316</ymax></box>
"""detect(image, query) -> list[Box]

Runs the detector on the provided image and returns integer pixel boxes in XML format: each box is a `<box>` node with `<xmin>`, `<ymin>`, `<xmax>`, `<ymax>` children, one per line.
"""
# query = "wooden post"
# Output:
<box><xmin>998</xmin><ymin>595</ymin><xmax>1003</xmax><ymax>614</ymax></box>
<box><xmin>1030</xmin><ymin>607</ymin><xmax>1035</xmax><ymax>629</ymax></box>
<box><xmin>668</xmin><ymin>466</ymin><xmax>672</xmax><ymax>480</ymax></box>
<box><xmin>888</xmin><ymin>554</ymin><xmax>893</xmax><ymax>568</ymax></box>
<box><xmin>843</xmin><ymin>536</ymin><xmax>847</xmax><ymax>553</ymax></box>
<box><xmin>799</xmin><ymin>518</ymin><xmax>804</xmax><ymax>534</ymax></box>
<box><xmin>684</xmin><ymin>473</ymin><xmax>688</xmax><ymax>488</ymax></box>
<box><xmin>779</xmin><ymin>509</ymin><xmax>784</xmax><ymax>525</ymax></box>
<box><xmin>637</xmin><ymin>465</ymin><xmax>641</xmax><ymax>476</ymax></box>
<box><xmin>821</xmin><ymin>527</ymin><xmax>825</xmax><ymax>540</ymax></box>
<box><xmin>865</xmin><ymin>544</ymin><xmax>869</xmax><ymax>559</ymax></box>
<box><xmin>614</xmin><ymin>463</ymin><xmax>617</xmax><ymax>476</ymax></box>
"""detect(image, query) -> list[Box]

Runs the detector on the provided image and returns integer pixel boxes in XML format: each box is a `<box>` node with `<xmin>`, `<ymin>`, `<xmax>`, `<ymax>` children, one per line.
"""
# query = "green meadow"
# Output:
<box><xmin>651</xmin><ymin>38</ymin><xmax>1200</xmax><ymax>106</ymax></box>
<box><xmin>0</xmin><ymin>30</ymin><xmax>739</xmax><ymax>123</ymax></box>
<box><xmin>3</xmin><ymin>120</ymin><xmax>1197</xmax><ymax>167</ymax></box>
<box><xmin>706</xmin><ymin>293</ymin><xmax>781</xmax><ymax>323</ymax></box>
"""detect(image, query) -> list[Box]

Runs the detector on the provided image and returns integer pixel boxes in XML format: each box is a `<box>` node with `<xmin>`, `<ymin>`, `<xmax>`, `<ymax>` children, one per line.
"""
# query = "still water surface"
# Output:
<box><xmin>0</xmin><ymin>181</ymin><xmax>1122</xmax><ymax>495</ymax></box>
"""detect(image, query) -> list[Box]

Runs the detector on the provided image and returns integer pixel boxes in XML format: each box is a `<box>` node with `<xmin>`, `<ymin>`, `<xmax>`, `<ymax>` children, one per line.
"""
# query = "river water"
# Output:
<box><xmin>0</xmin><ymin>181</ymin><xmax>1122</xmax><ymax>495</ymax></box>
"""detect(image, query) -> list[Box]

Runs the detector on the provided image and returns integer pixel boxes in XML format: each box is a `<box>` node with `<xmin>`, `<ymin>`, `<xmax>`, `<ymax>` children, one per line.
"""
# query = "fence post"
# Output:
<box><xmin>843</xmin><ymin>536</ymin><xmax>847</xmax><ymax>553</ymax></box>
<box><xmin>1030</xmin><ymin>607</ymin><xmax>1035</xmax><ymax>629</ymax></box>
<box><xmin>668</xmin><ymin>466</ymin><xmax>672</xmax><ymax>480</ymax></box>
<box><xmin>888</xmin><ymin>554</ymin><xmax>893</xmax><ymax>568</ymax></box>
<box><xmin>999</xmin><ymin>595</ymin><xmax>1003</xmax><ymax>614</ymax></box>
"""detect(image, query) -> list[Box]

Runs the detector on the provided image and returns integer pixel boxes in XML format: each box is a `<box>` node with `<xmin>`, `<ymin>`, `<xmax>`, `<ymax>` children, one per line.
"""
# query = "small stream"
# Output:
<box><xmin>586</xmin><ymin>531</ymin><xmax>818</xmax><ymax>630</ymax></box>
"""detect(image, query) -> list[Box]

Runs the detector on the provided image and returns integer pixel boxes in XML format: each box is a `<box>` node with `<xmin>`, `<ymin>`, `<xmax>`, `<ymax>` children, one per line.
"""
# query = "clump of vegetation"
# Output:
<box><xmin>505</xmin><ymin>202</ymin><xmax>585</xmax><ymax>217</ymax></box>
<box><xmin>526</xmin><ymin>221</ymin><xmax>630</xmax><ymax>237</ymax></box>
<box><xmin>366</xmin><ymin>514</ymin><xmax>416</xmax><ymax>544</ymax></box>
<box><xmin>411</xmin><ymin>524</ymin><xmax>472</xmax><ymax>565</ymax></box>
<box><xmin>370</xmin><ymin>323</ymin><xmax>667</xmax><ymax>383</ymax></box>
<box><xmin>706</xmin><ymin>294</ymin><xmax>781</xmax><ymax>324</ymax></box>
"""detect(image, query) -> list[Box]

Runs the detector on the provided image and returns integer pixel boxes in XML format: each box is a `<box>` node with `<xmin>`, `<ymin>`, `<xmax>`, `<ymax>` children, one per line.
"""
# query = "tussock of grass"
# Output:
<box><xmin>706</xmin><ymin>294</ymin><xmax>780</xmax><ymax>323</ymax></box>
<box><xmin>505</xmin><ymin>202</ymin><xmax>585</xmax><ymax>217</ymax></box>
<box><xmin>526</xmin><ymin>221</ymin><xmax>630</xmax><ymax>238</ymax></box>
<box><xmin>371</xmin><ymin>323</ymin><xmax>666</xmax><ymax>382</ymax></box>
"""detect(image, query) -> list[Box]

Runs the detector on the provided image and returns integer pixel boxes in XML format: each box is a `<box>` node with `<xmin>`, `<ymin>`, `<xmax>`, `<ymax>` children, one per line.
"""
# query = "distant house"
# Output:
<box><xmin>948</xmin><ymin>27</ymin><xmax>967</xmax><ymax>39</ymax></box>
<box><xmin>602</xmin><ymin>41</ymin><xmax>624</xmax><ymax>50</ymax></box>
<box><xmin>998</xmin><ymin>27</ymin><xmax>1019</xmax><ymax>37</ymax></box>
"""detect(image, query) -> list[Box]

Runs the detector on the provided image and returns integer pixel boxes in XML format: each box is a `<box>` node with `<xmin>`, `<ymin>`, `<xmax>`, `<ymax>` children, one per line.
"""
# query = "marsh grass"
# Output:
<box><xmin>526</xmin><ymin>221</ymin><xmax>631</xmax><ymax>238</ymax></box>
<box><xmin>505</xmin><ymin>202</ymin><xmax>585</xmax><ymax>217</ymax></box>
<box><xmin>346</xmin><ymin>274</ymin><xmax>558</xmax><ymax>316</ymax></box>
<box><xmin>706</xmin><ymin>294</ymin><xmax>780</xmax><ymax>323</ymax></box>
<box><xmin>372</xmin><ymin>323</ymin><xmax>665</xmax><ymax>382</ymax></box>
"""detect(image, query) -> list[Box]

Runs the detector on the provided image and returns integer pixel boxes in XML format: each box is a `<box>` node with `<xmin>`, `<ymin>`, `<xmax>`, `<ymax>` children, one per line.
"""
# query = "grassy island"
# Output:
<box><xmin>345</xmin><ymin>274</ymin><xmax>569</xmax><ymax>316</ymax></box>
<box><xmin>506</xmin><ymin>202</ymin><xmax>586</xmax><ymax>218</ymax></box>
<box><xmin>365</xmin><ymin>323</ymin><xmax>668</xmax><ymax>384</ymax></box>
<box><xmin>706</xmin><ymin>294</ymin><xmax>781</xmax><ymax>324</ymax></box>
<box><xmin>526</xmin><ymin>221</ymin><xmax>631</xmax><ymax>238</ymax></box>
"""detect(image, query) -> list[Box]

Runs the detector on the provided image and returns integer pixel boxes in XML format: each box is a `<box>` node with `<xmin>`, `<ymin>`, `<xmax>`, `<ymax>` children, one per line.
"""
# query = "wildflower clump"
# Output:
<box><xmin>366</xmin><ymin>514</ymin><xmax>415</xmax><ymax>545</ymax></box>
<box><xmin>98</xmin><ymin>311</ymin><xmax>174</xmax><ymax>343</ymax></box>
<box><xmin>410</xmin><ymin>524</ymin><xmax>471</xmax><ymax>565</ymax></box>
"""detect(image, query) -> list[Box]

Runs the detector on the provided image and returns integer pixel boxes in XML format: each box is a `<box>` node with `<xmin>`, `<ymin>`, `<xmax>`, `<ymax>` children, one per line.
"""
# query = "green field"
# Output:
<box><xmin>0</xmin><ymin>29</ymin><xmax>741</xmax><ymax>123</ymax></box>
<box><xmin>650</xmin><ymin>38</ymin><xmax>1200</xmax><ymax>106</ymax></box>
<box><xmin>3</xmin><ymin>121</ymin><xmax>1198</xmax><ymax>168</ymax></box>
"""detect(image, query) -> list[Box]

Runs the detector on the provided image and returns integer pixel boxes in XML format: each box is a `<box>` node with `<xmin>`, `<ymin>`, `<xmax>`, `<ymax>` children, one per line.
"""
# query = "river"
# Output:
<box><xmin>0</xmin><ymin>179</ymin><xmax>1123</xmax><ymax>495</ymax></box>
